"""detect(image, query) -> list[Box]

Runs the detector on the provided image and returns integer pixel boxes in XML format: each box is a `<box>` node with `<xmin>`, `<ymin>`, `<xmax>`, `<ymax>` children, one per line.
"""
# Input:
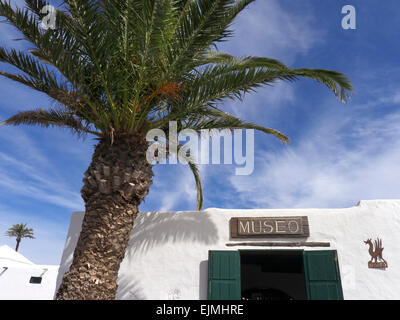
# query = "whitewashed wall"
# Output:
<box><xmin>0</xmin><ymin>263</ymin><xmax>59</xmax><ymax>300</ymax></box>
<box><xmin>56</xmin><ymin>200</ymin><xmax>400</xmax><ymax>300</ymax></box>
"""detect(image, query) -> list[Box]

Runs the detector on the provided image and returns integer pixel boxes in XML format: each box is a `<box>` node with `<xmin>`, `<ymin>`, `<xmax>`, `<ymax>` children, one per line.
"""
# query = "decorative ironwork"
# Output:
<box><xmin>364</xmin><ymin>238</ymin><xmax>388</xmax><ymax>269</ymax></box>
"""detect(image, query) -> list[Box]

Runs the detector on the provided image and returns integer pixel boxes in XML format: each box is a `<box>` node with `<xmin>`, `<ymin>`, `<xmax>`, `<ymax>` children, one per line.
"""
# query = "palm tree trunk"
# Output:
<box><xmin>56</xmin><ymin>134</ymin><xmax>153</xmax><ymax>300</ymax></box>
<box><xmin>15</xmin><ymin>237</ymin><xmax>20</xmax><ymax>252</ymax></box>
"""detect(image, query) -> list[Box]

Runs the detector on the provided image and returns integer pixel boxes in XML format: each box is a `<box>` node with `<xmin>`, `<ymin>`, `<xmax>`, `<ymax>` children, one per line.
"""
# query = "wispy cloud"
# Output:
<box><xmin>229</xmin><ymin>104</ymin><xmax>400</xmax><ymax>209</ymax></box>
<box><xmin>141</xmin><ymin>164</ymin><xmax>200</xmax><ymax>212</ymax></box>
<box><xmin>216</xmin><ymin>0</ymin><xmax>322</xmax><ymax>124</ymax></box>
<box><xmin>0</xmin><ymin>126</ymin><xmax>84</xmax><ymax>210</ymax></box>
<box><xmin>220</xmin><ymin>0</ymin><xmax>322</xmax><ymax>62</ymax></box>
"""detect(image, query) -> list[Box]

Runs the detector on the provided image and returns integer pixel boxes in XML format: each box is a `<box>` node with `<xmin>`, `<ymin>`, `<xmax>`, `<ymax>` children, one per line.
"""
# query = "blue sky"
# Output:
<box><xmin>1</xmin><ymin>0</ymin><xmax>400</xmax><ymax>264</ymax></box>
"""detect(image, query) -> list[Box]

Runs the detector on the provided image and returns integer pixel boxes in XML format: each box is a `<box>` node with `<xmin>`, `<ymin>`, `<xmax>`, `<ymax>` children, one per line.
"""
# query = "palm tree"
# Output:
<box><xmin>0</xmin><ymin>0</ymin><xmax>352</xmax><ymax>299</ymax></box>
<box><xmin>5</xmin><ymin>223</ymin><xmax>35</xmax><ymax>252</ymax></box>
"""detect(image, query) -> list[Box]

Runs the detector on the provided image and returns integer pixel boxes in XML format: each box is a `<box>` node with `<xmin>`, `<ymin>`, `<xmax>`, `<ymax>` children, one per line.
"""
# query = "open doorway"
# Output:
<box><xmin>240</xmin><ymin>250</ymin><xmax>307</xmax><ymax>300</ymax></box>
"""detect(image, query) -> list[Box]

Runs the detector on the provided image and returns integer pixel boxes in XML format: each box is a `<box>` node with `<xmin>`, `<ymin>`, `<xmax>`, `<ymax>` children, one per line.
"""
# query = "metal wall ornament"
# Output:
<box><xmin>364</xmin><ymin>238</ymin><xmax>388</xmax><ymax>269</ymax></box>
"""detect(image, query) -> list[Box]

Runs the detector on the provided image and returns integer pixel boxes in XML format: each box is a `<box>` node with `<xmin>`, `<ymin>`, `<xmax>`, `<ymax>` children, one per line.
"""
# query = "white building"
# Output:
<box><xmin>0</xmin><ymin>245</ymin><xmax>59</xmax><ymax>300</ymax></box>
<box><xmin>56</xmin><ymin>199</ymin><xmax>400</xmax><ymax>300</ymax></box>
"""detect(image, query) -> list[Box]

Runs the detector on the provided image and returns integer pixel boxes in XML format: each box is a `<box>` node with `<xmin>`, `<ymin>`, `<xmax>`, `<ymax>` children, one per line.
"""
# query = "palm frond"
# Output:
<box><xmin>5</xmin><ymin>223</ymin><xmax>35</xmax><ymax>238</ymax></box>
<box><xmin>0</xmin><ymin>47</ymin><xmax>65</xmax><ymax>89</ymax></box>
<box><xmin>188</xmin><ymin>161</ymin><xmax>203</xmax><ymax>210</ymax></box>
<box><xmin>290</xmin><ymin>68</ymin><xmax>353</xmax><ymax>102</ymax></box>
<box><xmin>167</xmin><ymin>0</ymin><xmax>244</xmax><ymax>74</ymax></box>
<box><xmin>185</xmin><ymin>63</ymin><xmax>352</xmax><ymax>108</ymax></box>
<box><xmin>201</xmin><ymin>51</ymin><xmax>287</xmax><ymax>69</ymax></box>
<box><xmin>184</xmin><ymin>109</ymin><xmax>289</xmax><ymax>143</ymax></box>
<box><xmin>0</xmin><ymin>108</ymin><xmax>101</xmax><ymax>137</ymax></box>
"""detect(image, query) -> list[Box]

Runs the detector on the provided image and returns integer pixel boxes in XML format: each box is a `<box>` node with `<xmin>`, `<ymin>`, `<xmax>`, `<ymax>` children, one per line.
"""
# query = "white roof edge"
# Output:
<box><xmin>204</xmin><ymin>199</ymin><xmax>400</xmax><ymax>212</ymax></box>
<box><xmin>0</xmin><ymin>245</ymin><xmax>34</xmax><ymax>265</ymax></box>
<box><xmin>356</xmin><ymin>199</ymin><xmax>400</xmax><ymax>206</ymax></box>
<box><xmin>0</xmin><ymin>258</ymin><xmax>34</xmax><ymax>265</ymax></box>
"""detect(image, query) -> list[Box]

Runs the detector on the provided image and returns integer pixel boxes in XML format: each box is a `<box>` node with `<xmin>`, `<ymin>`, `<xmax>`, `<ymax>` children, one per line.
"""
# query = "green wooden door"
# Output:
<box><xmin>303</xmin><ymin>250</ymin><xmax>344</xmax><ymax>300</ymax></box>
<box><xmin>208</xmin><ymin>250</ymin><xmax>241</xmax><ymax>300</ymax></box>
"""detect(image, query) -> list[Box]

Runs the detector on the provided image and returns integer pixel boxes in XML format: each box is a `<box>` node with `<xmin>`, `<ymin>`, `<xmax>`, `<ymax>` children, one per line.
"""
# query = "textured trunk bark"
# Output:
<box><xmin>15</xmin><ymin>238</ymin><xmax>20</xmax><ymax>252</ymax></box>
<box><xmin>56</xmin><ymin>134</ymin><xmax>153</xmax><ymax>300</ymax></box>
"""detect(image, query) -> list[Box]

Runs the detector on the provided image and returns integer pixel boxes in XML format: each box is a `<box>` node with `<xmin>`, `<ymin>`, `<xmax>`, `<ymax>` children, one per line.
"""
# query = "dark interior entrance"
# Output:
<box><xmin>240</xmin><ymin>250</ymin><xmax>307</xmax><ymax>300</ymax></box>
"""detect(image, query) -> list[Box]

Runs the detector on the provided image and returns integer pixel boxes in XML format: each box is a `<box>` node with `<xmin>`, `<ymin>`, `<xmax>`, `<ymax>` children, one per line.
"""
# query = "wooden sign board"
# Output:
<box><xmin>230</xmin><ymin>216</ymin><xmax>309</xmax><ymax>238</ymax></box>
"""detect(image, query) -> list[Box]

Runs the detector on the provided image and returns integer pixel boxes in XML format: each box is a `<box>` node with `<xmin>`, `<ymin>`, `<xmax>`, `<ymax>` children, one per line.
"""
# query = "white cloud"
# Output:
<box><xmin>220</xmin><ymin>0</ymin><xmax>322</xmax><ymax>63</ymax></box>
<box><xmin>229</xmin><ymin>108</ymin><xmax>400</xmax><ymax>209</ymax></box>
<box><xmin>215</xmin><ymin>0</ymin><xmax>321</xmax><ymax>123</ymax></box>
<box><xmin>392</xmin><ymin>92</ymin><xmax>400</xmax><ymax>104</ymax></box>
<box><xmin>221</xmin><ymin>81</ymin><xmax>295</xmax><ymax>123</ymax></box>
<box><xmin>147</xmin><ymin>165</ymin><xmax>199</xmax><ymax>212</ymax></box>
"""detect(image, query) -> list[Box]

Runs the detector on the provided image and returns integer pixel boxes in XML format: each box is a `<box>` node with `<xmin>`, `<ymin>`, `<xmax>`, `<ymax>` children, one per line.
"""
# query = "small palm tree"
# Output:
<box><xmin>0</xmin><ymin>0</ymin><xmax>352</xmax><ymax>299</ymax></box>
<box><xmin>5</xmin><ymin>223</ymin><xmax>35</xmax><ymax>252</ymax></box>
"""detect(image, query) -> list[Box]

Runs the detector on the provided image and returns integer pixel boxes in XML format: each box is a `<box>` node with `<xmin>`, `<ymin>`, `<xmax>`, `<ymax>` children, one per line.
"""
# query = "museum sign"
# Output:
<box><xmin>230</xmin><ymin>216</ymin><xmax>310</xmax><ymax>238</ymax></box>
